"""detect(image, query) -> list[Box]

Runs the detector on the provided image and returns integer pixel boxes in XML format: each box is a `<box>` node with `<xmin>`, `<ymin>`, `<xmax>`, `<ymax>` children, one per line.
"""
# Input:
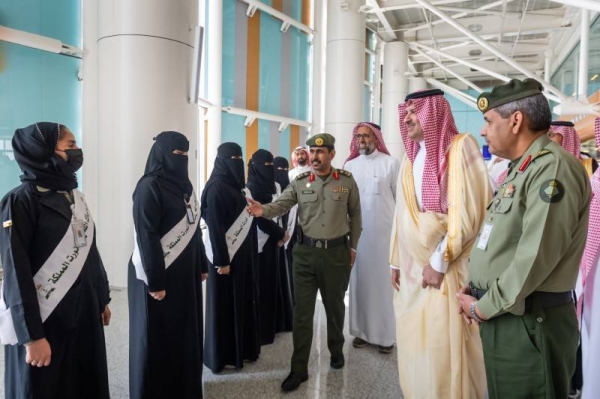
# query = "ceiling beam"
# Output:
<box><xmin>365</xmin><ymin>0</ymin><xmax>397</xmax><ymax>41</ymax></box>
<box><xmin>413</xmin><ymin>47</ymin><xmax>483</xmax><ymax>92</ymax></box>
<box><xmin>413</xmin><ymin>0</ymin><xmax>566</xmax><ymax>101</ymax></box>
<box><xmin>411</xmin><ymin>42</ymin><xmax>548</xmax><ymax>60</ymax></box>
<box><xmin>549</xmin><ymin>0</ymin><xmax>600</xmax><ymax>13</ymax></box>
<box><xmin>379</xmin><ymin>0</ymin><xmax>467</xmax><ymax>12</ymax></box>
<box><xmin>401</xmin><ymin>0</ymin><xmax>515</xmax><ymax>34</ymax></box>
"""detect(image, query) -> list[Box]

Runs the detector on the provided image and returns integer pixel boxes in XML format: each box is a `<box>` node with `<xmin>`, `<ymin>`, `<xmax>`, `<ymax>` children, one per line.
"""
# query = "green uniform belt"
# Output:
<box><xmin>299</xmin><ymin>234</ymin><xmax>348</xmax><ymax>249</ymax></box>
<box><xmin>469</xmin><ymin>282</ymin><xmax>573</xmax><ymax>311</ymax></box>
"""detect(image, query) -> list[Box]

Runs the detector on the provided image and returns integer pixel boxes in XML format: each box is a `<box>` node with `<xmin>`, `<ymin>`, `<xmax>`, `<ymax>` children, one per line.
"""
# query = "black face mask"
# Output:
<box><xmin>64</xmin><ymin>149</ymin><xmax>84</xmax><ymax>172</ymax></box>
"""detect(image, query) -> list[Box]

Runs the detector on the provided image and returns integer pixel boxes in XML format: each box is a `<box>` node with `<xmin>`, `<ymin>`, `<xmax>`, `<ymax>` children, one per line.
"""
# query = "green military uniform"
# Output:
<box><xmin>261</xmin><ymin>133</ymin><xmax>362</xmax><ymax>375</ymax></box>
<box><xmin>468</xmin><ymin>79</ymin><xmax>591</xmax><ymax>399</ymax></box>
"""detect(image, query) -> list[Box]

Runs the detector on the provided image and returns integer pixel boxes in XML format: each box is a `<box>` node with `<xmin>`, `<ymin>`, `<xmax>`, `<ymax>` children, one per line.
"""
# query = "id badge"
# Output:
<box><xmin>476</xmin><ymin>223</ymin><xmax>493</xmax><ymax>251</ymax></box>
<box><xmin>186</xmin><ymin>205</ymin><xmax>196</xmax><ymax>224</ymax></box>
<box><xmin>72</xmin><ymin>219</ymin><xmax>87</xmax><ymax>247</ymax></box>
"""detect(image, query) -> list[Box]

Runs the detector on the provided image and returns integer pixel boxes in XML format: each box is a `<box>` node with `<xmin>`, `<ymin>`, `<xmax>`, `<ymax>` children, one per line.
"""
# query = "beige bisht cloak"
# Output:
<box><xmin>390</xmin><ymin>134</ymin><xmax>491</xmax><ymax>399</ymax></box>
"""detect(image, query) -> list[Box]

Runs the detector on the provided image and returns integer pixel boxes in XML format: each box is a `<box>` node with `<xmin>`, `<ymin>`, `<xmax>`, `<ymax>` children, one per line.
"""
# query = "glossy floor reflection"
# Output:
<box><xmin>0</xmin><ymin>288</ymin><xmax>403</xmax><ymax>399</ymax></box>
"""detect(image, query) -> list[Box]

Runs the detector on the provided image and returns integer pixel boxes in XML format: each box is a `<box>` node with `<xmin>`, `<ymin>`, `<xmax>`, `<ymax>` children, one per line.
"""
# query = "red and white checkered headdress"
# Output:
<box><xmin>290</xmin><ymin>146</ymin><xmax>308</xmax><ymax>168</ymax></box>
<box><xmin>398</xmin><ymin>89</ymin><xmax>458</xmax><ymax>213</ymax></box>
<box><xmin>580</xmin><ymin>118</ymin><xmax>600</xmax><ymax>305</ymax></box>
<box><xmin>344</xmin><ymin>122</ymin><xmax>391</xmax><ymax>165</ymax></box>
<box><xmin>549</xmin><ymin>121</ymin><xmax>581</xmax><ymax>158</ymax></box>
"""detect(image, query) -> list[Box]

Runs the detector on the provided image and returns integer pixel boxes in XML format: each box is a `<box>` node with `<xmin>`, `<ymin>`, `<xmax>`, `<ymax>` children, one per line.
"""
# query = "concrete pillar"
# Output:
<box><xmin>409</xmin><ymin>77</ymin><xmax>427</xmax><ymax>93</ymax></box>
<box><xmin>95</xmin><ymin>0</ymin><xmax>199</xmax><ymax>287</ymax></box>
<box><xmin>324</xmin><ymin>0</ymin><xmax>365</xmax><ymax>166</ymax></box>
<box><xmin>578</xmin><ymin>9</ymin><xmax>590</xmax><ymax>101</ymax></box>
<box><xmin>311</xmin><ymin>0</ymin><xmax>326</xmax><ymax>135</ymax></box>
<box><xmin>206</xmin><ymin>0</ymin><xmax>223</xmax><ymax>175</ymax></box>
<box><xmin>373</xmin><ymin>40</ymin><xmax>383</xmax><ymax>125</ymax></box>
<box><xmin>381</xmin><ymin>42</ymin><xmax>409</xmax><ymax>160</ymax></box>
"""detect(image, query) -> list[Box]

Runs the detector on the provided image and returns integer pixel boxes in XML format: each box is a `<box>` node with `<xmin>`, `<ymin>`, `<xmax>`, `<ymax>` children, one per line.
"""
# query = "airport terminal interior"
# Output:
<box><xmin>1</xmin><ymin>0</ymin><xmax>600</xmax><ymax>398</ymax></box>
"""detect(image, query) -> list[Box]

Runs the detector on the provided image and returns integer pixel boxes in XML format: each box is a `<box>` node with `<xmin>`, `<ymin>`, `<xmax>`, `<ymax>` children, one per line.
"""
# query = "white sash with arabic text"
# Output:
<box><xmin>203</xmin><ymin>188</ymin><xmax>254</xmax><ymax>265</ymax></box>
<box><xmin>0</xmin><ymin>190</ymin><xmax>94</xmax><ymax>345</ymax></box>
<box><xmin>132</xmin><ymin>192</ymin><xmax>200</xmax><ymax>284</ymax></box>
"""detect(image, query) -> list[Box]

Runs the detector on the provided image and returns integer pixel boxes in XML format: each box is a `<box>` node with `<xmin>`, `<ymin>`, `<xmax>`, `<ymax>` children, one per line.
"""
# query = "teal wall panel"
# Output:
<box><xmin>221</xmin><ymin>112</ymin><xmax>247</xmax><ymax>161</ymax></box>
<box><xmin>259</xmin><ymin>13</ymin><xmax>282</xmax><ymax>115</ymax></box>
<box><xmin>279</xmin><ymin>126</ymin><xmax>291</xmax><ymax>158</ymax></box>
<box><xmin>1</xmin><ymin>0</ymin><xmax>81</xmax><ymax>45</ymax></box>
<box><xmin>0</xmin><ymin>1</ymin><xmax>81</xmax><ymax>199</ymax></box>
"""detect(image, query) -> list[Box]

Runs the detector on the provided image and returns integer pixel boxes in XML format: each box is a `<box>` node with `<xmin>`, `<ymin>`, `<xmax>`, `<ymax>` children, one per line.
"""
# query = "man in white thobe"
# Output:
<box><xmin>288</xmin><ymin>146</ymin><xmax>310</xmax><ymax>180</ymax></box>
<box><xmin>581</xmin><ymin>118</ymin><xmax>600</xmax><ymax>399</ymax></box>
<box><xmin>390</xmin><ymin>89</ymin><xmax>489</xmax><ymax>398</ymax></box>
<box><xmin>344</xmin><ymin>122</ymin><xmax>400</xmax><ymax>353</ymax></box>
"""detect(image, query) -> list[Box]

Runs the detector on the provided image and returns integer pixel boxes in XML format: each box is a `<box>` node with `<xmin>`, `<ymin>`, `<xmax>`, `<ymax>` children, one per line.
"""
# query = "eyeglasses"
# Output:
<box><xmin>353</xmin><ymin>134</ymin><xmax>373</xmax><ymax>140</ymax></box>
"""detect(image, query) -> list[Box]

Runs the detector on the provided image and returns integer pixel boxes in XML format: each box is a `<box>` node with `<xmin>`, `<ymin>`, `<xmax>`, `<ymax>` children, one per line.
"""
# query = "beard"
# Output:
<box><xmin>297</xmin><ymin>158</ymin><xmax>307</xmax><ymax>166</ymax></box>
<box><xmin>359</xmin><ymin>143</ymin><xmax>375</xmax><ymax>155</ymax></box>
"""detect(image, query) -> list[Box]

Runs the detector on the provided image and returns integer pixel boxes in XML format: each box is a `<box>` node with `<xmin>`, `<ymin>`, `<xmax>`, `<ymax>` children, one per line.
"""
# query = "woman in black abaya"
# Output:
<box><xmin>274</xmin><ymin>156</ymin><xmax>295</xmax><ymax>326</ymax></box>
<box><xmin>247</xmin><ymin>150</ymin><xmax>290</xmax><ymax>345</ymax></box>
<box><xmin>128</xmin><ymin>131</ymin><xmax>208</xmax><ymax>399</ymax></box>
<box><xmin>202</xmin><ymin>142</ymin><xmax>260</xmax><ymax>372</ymax></box>
<box><xmin>0</xmin><ymin>122</ymin><xmax>111</xmax><ymax>399</ymax></box>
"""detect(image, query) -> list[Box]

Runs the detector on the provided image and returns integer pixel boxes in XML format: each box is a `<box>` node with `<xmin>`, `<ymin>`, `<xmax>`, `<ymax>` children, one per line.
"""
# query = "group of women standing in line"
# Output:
<box><xmin>0</xmin><ymin>123</ymin><xmax>295</xmax><ymax>399</ymax></box>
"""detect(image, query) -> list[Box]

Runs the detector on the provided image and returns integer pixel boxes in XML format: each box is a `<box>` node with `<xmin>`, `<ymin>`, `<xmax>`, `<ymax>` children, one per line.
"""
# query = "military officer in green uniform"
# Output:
<box><xmin>247</xmin><ymin>133</ymin><xmax>362</xmax><ymax>392</ymax></box>
<box><xmin>456</xmin><ymin>79</ymin><xmax>591</xmax><ymax>399</ymax></box>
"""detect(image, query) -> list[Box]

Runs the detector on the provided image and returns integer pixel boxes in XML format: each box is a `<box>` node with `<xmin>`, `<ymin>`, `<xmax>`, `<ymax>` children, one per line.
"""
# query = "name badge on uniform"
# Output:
<box><xmin>71</xmin><ymin>219</ymin><xmax>87</xmax><ymax>248</ymax></box>
<box><xmin>186</xmin><ymin>204</ymin><xmax>196</xmax><ymax>224</ymax></box>
<box><xmin>477</xmin><ymin>223</ymin><xmax>493</xmax><ymax>251</ymax></box>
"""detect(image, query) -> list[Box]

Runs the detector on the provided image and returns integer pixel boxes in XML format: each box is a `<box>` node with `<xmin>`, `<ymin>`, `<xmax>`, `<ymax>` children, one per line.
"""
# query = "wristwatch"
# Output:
<box><xmin>470</xmin><ymin>301</ymin><xmax>485</xmax><ymax>323</ymax></box>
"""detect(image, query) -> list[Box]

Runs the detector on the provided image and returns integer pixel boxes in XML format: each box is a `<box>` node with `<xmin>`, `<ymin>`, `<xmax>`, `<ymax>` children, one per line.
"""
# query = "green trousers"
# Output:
<box><xmin>480</xmin><ymin>297</ymin><xmax>578</xmax><ymax>399</ymax></box>
<box><xmin>290</xmin><ymin>243</ymin><xmax>351</xmax><ymax>374</ymax></box>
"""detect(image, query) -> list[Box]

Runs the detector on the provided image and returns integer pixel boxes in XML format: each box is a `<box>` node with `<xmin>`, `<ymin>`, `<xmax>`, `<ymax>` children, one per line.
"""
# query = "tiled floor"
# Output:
<box><xmin>0</xmin><ymin>288</ymin><xmax>403</xmax><ymax>399</ymax></box>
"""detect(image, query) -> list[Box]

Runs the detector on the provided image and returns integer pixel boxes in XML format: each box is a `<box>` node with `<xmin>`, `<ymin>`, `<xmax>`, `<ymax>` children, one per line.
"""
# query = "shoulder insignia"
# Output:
<box><xmin>337</xmin><ymin>169</ymin><xmax>352</xmax><ymax>178</ymax></box>
<box><xmin>295</xmin><ymin>171</ymin><xmax>311</xmax><ymax>180</ymax></box>
<box><xmin>539</xmin><ymin>179</ymin><xmax>564</xmax><ymax>203</ymax></box>
<box><xmin>532</xmin><ymin>149</ymin><xmax>552</xmax><ymax>160</ymax></box>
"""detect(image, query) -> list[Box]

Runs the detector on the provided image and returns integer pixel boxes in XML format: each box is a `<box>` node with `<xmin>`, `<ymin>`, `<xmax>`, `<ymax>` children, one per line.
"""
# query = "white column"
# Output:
<box><xmin>82</xmin><ymin>0</ymin><xmax>100</xmax><ymax>217</ymax></box>
<box><xmin>325</xmin><ymin>0</ymin><xmax>365</xmax><ymax>166</ymax></box>
<box><xmin>373</xmin><ymin>40</ymin><xmax>383</xmax><ymax>125</ymax></box>
<box><xmin>381</xmin><ymin>41</ymin><xmax>409</xmax><ymax>160</ymax></box>
<box><xmin>409</xmin><ymin>77</ymin><xmax>427</xmax><ymax>93</ymax></box>
<box><xmin>578</xmin><ymin>8</ymin><xmax>590</xmax><ymax>101</ymax></box>
<box><xmin>96</xmin><ymin>0</ymin><xmax>199</xmax><ymax>287</ymax></box>
<box><xmin>206</xmin><ymin>0</ymin><xmax>223</xmax><ymax>174</ymax></box>
<box><xmin>544</xmin><ymin>50</ymin><xmax>552</xmax><ymax>83</ymax></box>
<box><xmin>310</xmin><ymin>0</ymin><xmax>326</xmax><ymax>135</ymax></box>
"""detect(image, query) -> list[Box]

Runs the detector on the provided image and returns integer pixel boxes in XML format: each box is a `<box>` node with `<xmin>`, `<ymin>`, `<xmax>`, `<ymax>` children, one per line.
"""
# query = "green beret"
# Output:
<box><xmin>306</xmin><ymin>133</ymin><xmax>335</xmax><ymax>148</ymax></box>
<box><xmin>477</xmin><ymin>78</ymin><xmax>544</xmax><ymax>113</ymax></box>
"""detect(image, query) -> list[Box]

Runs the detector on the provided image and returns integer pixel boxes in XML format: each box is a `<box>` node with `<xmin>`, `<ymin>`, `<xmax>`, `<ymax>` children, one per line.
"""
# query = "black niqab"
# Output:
<box><xmin>143</xmin><ymin>131</ymin><xmax>193</xmax><ymax>195</ymax></box>
<box><xmin>273</xmin><ymin>156</ymin><xmax>290</xmax><ymax>191</ymax></box>
<box><xmin>201</xmin><ymin>142</ymin><xmax>246</xmax><ymax>216</ymax></box>
<box><xmin>247</xmin><ymin>149</ymin><xmax>276</xmax><ymax>204</ymax></box>
<box><xmin>12</xmin><ymin>122</ymin><xmax>78</xmax><ymax>191</ymax></box>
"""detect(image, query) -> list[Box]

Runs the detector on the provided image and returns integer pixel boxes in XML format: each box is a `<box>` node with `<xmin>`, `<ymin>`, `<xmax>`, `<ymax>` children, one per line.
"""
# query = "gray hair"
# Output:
<box><xmin>494</xmin><ymin>93</ymin><xmax>551</xmax><ymax>132</ymax></box>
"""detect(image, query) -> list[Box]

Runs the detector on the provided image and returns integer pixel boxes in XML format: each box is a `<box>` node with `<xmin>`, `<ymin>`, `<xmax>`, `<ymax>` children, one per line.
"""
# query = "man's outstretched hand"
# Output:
<box><xmin>246</xmin><ymin>198</ymin><xmax>263</xmax><ymax>217</ymax></box>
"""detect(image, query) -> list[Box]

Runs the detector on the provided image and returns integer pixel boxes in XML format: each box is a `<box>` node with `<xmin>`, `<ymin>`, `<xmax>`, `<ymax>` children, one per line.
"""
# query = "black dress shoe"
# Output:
<box><xmin>281</xmin><ymin>372</ymin><xmax>308</xmax><ymax>392</ymax></box>
<box><xmin>330</xmin><ymin>354</ymin><xmax>345</xmax><ymax>369</ymax></box>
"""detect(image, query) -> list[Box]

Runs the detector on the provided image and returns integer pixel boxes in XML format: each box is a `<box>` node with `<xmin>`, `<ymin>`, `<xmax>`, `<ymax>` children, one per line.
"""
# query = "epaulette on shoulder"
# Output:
<box><xmin>296</xmin><ymin>171</ymin><xmax>311</xmax><ymax>180</ymax></box>
<box><xmin>532</xmin><ymin>149</ymin><xmax>552</xmax><ymax>161</ymax></box>
<box><xmin>337</xmin><ymin>169</ymin><xmax>352</xmax><ymax>178</ymax></box>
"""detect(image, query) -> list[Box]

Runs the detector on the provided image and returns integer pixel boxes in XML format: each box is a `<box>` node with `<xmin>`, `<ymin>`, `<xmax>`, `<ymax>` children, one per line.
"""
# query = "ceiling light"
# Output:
<box><xmin>468</xmin><ymin>49</ymin><xmax>483</xmax><ymax>56</ymax></box>
<box><xmin>467</xmin><ymin>24</ymin><xmax>483</xmax><ymax>33</ymax></box>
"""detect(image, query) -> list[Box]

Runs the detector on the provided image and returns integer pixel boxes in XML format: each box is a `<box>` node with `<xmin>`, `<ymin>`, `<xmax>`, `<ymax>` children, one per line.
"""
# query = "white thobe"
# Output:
<box><xmin>409</xmin><ymin>142</ymin><xmax>448</xmax><ymax>273</ymax></box>
<box><xmin>288</xmin><ymin>165</ymin><xmax>311</xmax><ymax>181</ymax></box>
<box><xmin>582</xmin><ymin>251</ymin><xmax>600</xmax><ymax>399</ymax></box>
<box><xmin>487</xmin><ymin>155</ymin><xmax>510</xmax><ymax>192</ymax></box>
<box><xmin>345</xmin><ymin>150</ymin><xmax>400</xmax><ymax>346</ymax></box>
